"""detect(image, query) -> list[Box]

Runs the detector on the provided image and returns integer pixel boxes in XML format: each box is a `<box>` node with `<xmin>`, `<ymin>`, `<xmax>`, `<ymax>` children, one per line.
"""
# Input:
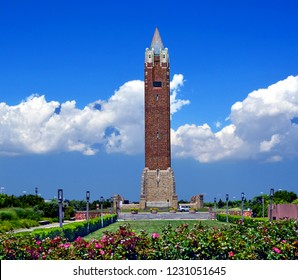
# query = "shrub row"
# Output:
<box><xmin>14</xmin><ymin>214</ymin><xmax>117</xmax><ymax>242</ymax></box>
<box><xmin>216</xmin><ymin>213</ymin><xmax>267</xmax><ymax>224</ymax></box>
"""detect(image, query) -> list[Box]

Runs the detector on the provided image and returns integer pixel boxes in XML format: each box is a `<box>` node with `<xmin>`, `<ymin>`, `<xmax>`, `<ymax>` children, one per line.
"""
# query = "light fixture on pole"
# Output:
<box><xmin>226</xmin><ymin>194</ymin><xmax>229</xmax><ymax>223</ymax></box>
<box><xmin>269</xmin><ymin>188</ymin><xmax>274</xmax><ymax>221</ymax></box>
<box><xmin>241</xmin><ymin>192</ymin><xmax>245</xmax><ymax>221</ymax></box>
<box><xmin>100</xmin><ymin>196</ymin><xmax>104</xmax><ymax>228</ymax></box>
<box><xmin>35</xmin><ymin>187</ymin><xmax>38</xmax><ymax>196</ymax></box>
<box><xmin>261</xmin><ymin>192</ymin><xmax>265</xmax><ymax>218</ymax></box>
<box><xmin>58</xmin><ymin>189</ymin><xmax>63</xmax><ymax>228</ymax></box>
<box><xmin>214</xmin><ymin>197</ymin><xmax>217</xmax><ymax>219</ymax></box>
<box><xmin>86</xmin><ymin>191</ymin><xmax>90</xmax><ymax>233</ymax></box>
<box><xmin>110</xmin><ymin>197</ymin><xmax>113</xmax><ymax>223</ymax></box>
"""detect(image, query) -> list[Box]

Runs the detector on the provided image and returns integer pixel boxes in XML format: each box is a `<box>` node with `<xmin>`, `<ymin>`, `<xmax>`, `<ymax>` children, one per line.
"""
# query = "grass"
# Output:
<box><xmin>84</xmin><ymin>219</ymin><xmax>226</xmax><ymax>241</ymax></box>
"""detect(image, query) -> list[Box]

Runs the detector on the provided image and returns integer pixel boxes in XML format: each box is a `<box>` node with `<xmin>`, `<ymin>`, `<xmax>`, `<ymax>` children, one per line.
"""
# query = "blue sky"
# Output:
<box><xmin>1</xmin><ymin>0</ymin><xmax>298</xmax><ymax>202</ymax></box>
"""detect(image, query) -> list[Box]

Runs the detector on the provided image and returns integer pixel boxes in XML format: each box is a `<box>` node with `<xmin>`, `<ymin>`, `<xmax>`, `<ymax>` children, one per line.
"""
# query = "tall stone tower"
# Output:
<box><xmin>140</xmin><ymin>28</ymin><xmax>178</xmax><ymax>209</ymax></box>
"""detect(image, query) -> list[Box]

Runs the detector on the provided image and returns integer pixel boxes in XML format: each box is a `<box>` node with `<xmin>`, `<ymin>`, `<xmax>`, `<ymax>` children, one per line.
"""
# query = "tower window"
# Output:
<box><xmin>153</xmin><ymin>81</ymin><xmax>162</xmax><ymax>87</ymax></box>
<box><xmin>156</xmin><ymin>94</ymin><xmax>159</xmax><ymax>101</ymax></box>
<box><xmin>156</xmin><ymin>132</ymin><xmax>160</xmax><ymax>139</ymax></box>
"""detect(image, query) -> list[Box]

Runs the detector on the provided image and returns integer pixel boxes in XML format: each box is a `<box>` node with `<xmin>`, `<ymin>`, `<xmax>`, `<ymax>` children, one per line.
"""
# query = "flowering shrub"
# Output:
<box><xmin>0</xmin><ymin>219</ymin><xmax>297</xmax><ymax>260</ymax></box>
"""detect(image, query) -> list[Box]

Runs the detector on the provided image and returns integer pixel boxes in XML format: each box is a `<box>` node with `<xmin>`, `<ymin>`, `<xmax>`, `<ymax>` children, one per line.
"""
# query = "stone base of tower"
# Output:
<box><xmin>140</xmin><ymin>167</ymin><xmax>178</xmax><ymax>210</ymax></box>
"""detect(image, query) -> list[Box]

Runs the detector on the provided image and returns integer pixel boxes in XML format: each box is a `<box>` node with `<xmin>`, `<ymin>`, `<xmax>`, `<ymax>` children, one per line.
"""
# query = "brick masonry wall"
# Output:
<box><xmin>270</xmin><ymin>204</ymin><xmax>298</xmax><ymax>220</ymax></box>
<box><xmin>74</xmin><ymin>211</ymin><xmax>111</xmax><ymax>220</ymax></box>
<box><xmin>144</xmin><ymin>57</ymin><xmax>171</xmax><ymax>170</ymax></box>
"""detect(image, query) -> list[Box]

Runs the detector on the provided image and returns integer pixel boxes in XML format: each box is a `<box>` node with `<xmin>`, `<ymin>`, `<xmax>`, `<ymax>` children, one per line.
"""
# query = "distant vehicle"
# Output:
<box><xmin>179</xmin><ymin>205</ymin><xmax>190</xmax><ymax>212</ymax></box>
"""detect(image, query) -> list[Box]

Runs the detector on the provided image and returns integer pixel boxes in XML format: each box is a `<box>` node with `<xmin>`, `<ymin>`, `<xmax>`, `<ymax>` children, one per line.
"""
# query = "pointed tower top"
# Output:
<box><xmin>150</xmin><ymin>27</ymin><xmax>164</xmax><ymax>54</ymax></box>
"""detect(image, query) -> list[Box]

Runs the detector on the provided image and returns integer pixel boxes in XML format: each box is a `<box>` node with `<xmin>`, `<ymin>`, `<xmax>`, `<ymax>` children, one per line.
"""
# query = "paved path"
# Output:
<box><xmin>12</xmin><ymin>220</ymin><xmax>80</xmax><ymax>233</ymax></box>
<box><xmin>118</xmin><ymin>212</ymin><xmax>212</xmax><ymax>221</ymax></box>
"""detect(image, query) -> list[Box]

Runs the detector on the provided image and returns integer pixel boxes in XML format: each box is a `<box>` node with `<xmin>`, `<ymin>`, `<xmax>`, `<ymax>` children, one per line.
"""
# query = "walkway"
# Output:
<box><xmin>12</xmin><ymin>220</ymin><xmax>80</xmax><ymax>233</ymax></box>
<box><xmin>118</xmin><ymin>212</ymin><xmax>212</xmax><ymax>221</ymax></box>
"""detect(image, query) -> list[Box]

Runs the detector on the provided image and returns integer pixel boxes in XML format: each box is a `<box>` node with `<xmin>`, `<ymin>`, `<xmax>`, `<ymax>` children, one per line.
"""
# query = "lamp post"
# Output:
<box><xmin>241</xmin><ymin>192</ymin><xmax>245</xmax><ymax>221</ymax></box>
<box><xmin>58</xmin><ymin>189</ymin><xmax>63</xmax><ymax>228</ymax></box>
<box><xmin>262</xmin><ymin>195</ymin><xmax>264</xmax><ymax>218</ymax></box>
<box><xmin>269</xmin><ymin>188</ymin><xmax>274</xmax><ymax>221</ymax></box>
<box><xmin>226</xmin><ymin>194</ymin><xmax>229</xmax><ymax>223</ymax></box>
<box><xmin>214</xmin><ymin>197</ymin><xmax>217</xmax><ymax>219</ymax></box>
<box><xmin>86</xmin><ymin>191</ymin><xmax>90</xmax><ymax>233</ymax></box>
<box><xmin>35</xmin><ymin>187</ymin><xmax>38</xmax><ymax>196</ymax></box>
<box><xmin>110</xmin><ymin>197</ymin><xmax>113</xmax><ymax>223</ymax></box>
<box><xmin>100</xmin><ymin>196</ymin><xmax>104</xmax><ymax>228</ymax></box>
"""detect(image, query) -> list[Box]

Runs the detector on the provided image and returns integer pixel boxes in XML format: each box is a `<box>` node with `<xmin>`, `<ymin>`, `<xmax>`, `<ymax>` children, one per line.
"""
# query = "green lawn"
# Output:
<box><xmin>84</xmin><ymin>219</ymin><xmax>226</xmax><ymax>241</ymax></box>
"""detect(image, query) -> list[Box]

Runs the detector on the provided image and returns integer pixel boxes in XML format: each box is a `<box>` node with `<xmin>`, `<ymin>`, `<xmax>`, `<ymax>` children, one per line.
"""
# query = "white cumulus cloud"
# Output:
<box><xmin>0</xmin><ymin>74</ymin><xmax>188</xmax><ymax>156</ymax></box>
<box><xmin>2</xmin><ymin>74</ymin><xmax>298</xmax><ymax>162</ymax></box>
<box><xmin>172</xmin><ymin>75</ymin><xmax>298</xmax><ymax>162</ymax></box>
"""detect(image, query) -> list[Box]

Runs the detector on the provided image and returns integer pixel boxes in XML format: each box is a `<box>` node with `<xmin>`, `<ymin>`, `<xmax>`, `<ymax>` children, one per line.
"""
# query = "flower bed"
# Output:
<box><xmin>0</xmin><ymin>219</ymin><xmax>297</xmax><ymax>260</ymax></box>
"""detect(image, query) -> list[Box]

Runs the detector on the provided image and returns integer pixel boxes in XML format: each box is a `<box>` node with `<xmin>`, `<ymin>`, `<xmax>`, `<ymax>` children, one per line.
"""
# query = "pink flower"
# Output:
<box><xmin>36</xmin><ymin>241</ymin><xmax>41</xmax><ymax>245</ymax></box>
<box><xmin>75</xmin><ymin>237</ymin><xmax>83</xmax><ymax>242</ymax></box>
<box><xmin>229</xmin><ymin>251</ymin><xmax>235</xmax><ymax>257</ymax></box>
<box><xmin>95</xmin><ymin>243</ymin><xmax>102</xmax><ymax>249</ymax></box>
<box><xmin>273</xmin><ymin>247</ymin><xmax>281</xmax><ymax>254</ymax></box>
<box><xmin>282</xmin><ymin>240</ymin><xmax>286</xmax><ymax>243</ymax></box>
<box><xmin>59</xmin><ymin>243</ymin><xmax>71</xmax><ymax>248</ymax></box>
<box><xmin>152</xmin><ymin>233</ymin><xmax>159</xmax><ymax>239</ymax></box>
<box><xmin>100</xmin><ymin>250</ymin><xmax>105</xmax><ymax>255</ymax></box>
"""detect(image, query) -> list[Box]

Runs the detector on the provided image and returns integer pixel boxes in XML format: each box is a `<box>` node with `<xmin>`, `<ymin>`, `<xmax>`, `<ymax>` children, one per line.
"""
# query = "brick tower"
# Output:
<box><xmin>140</xmin><ymin>28</ymin><xmax>178</xmax><ymax>209</ymax></box>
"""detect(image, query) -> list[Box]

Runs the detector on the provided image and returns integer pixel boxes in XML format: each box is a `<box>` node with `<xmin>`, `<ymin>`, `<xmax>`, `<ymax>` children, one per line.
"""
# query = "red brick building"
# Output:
<box><xmin>140</xmin><ymin>28</ymin><xmax>178</xmax><ymax>209</ymax></box>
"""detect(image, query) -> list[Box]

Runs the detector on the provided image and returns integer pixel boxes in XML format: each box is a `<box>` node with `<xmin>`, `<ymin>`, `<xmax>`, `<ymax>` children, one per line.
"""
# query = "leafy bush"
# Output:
<box><xmin>0</xmin><ymin>208</ymin><xmax>42</xmax><ymax>221</ymax></box>
<box><xmin>0</xmin><ymin>210</ymin><xmax>17</xmax><ymax>221</ymax></box>
<box><xmin>216</xmin><ymin>213</ymin><xmax>267</xmax><ymax>225</ymax></box>
<box><xmin>14</xmin><ymin>208</ymin><xmax>43</xmax><ymax>221</ymax></box>
<box><xmin>0</xmin><ymin>219</ymin><xmax>40</xmax><ymax>233</ymax></box>
<box><xmin>0</xmin><ymin>219</ymin><xmax>297</xmax><ymax>260</ymax></box>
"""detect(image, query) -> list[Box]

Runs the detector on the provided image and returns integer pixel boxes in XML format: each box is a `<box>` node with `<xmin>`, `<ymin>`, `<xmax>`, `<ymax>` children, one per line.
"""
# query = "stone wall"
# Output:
<box><xmin>190</xmin><ymin>194</ymin><xmax>204</xmax><ymax>208</ymax></box>
<box><xmin>120</xmin><ymin>203</ymin><xmax>140</xmax><ymax>210</ymax></box>
<box><xmin>140</xmin><ymin>167</ymin><xmax>178</xmax><ymax>209</ymax></box>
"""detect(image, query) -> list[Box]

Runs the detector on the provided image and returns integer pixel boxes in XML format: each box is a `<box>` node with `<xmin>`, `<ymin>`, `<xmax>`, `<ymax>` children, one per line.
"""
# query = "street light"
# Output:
<box><xmin>226</xmin><ymin>194</ymin><xmax>229</xmax><ymax>223</ymax></box>
<box><xmin>260</xmin><ymin>192</ymin><xmax>265</xmax><ymax>218</ymax></box>
<box><xmin>35</xmin><ymin>187</ymin><xmax>38</xmax><ymax>196</ymax></box>
<box><xmin>100</xmin><ymin>196</ymin><xmax>104</xmax><ymax>228</ymax></box>
<box><xmin>58</xmin><ymin>189</ymin><xmax>63</xmax><ymax>228</ymax></box>
<box><xmin>241</xmin><ymin>192</ymin><xmax>245</xmax><ymax>221</ymax></box>
<box><xmin>86</xmin><ymin>191</ymin><xmax>90</xmax><ymax>233</ymax></box>
<box><xmin>110</xmin><ymin>197</ymin><xmax>113</xmax><ymax>223</ymax></box>
<box><xmin>214</xmin><ymin>197</ymin><xmax>217</xmax><ymax>219</ymax></box>
<box><xmin>269</xmin><ymin>188</ymin><xmax>274</xmax><ymax>221</ymax></box>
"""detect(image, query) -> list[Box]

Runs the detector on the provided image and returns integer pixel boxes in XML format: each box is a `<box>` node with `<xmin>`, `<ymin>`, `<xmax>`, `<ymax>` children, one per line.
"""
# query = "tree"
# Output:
<box><xmin>217</xmin><ymin>199</ymin><xmax>225</xmax><ymax>208</ymax></box>
<box><xmin>273</xmin><ymin>190</ymin><xmax>297</xmax><ymax>204</ymax></box>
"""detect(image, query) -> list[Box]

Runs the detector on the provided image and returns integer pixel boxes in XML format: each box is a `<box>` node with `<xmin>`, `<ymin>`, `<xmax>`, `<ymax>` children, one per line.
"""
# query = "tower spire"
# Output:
<box><xmin>150</xmin><ymin>27</ymin><xmax>164</xmax><ymax>54</ymax></box>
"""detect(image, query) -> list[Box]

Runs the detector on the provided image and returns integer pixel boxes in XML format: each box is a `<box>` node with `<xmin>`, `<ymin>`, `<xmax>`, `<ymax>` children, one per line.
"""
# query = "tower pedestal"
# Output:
<box><xmin>140</xmin><ymin>167</ymin><xmax>178</xmax><ymax>209</ymax></box>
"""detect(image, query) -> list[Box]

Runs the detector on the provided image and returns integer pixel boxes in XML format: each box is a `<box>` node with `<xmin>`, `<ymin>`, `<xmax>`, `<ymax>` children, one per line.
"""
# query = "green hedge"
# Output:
<box><xmin>216</xmin><ymin>213</ymin><xmax>268</xmax><ymax>225</ymax></box>
<box><xmin>15</xmin><ymin>214</ymin><xmax>117</xmax><ymax>241</ymax></box>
